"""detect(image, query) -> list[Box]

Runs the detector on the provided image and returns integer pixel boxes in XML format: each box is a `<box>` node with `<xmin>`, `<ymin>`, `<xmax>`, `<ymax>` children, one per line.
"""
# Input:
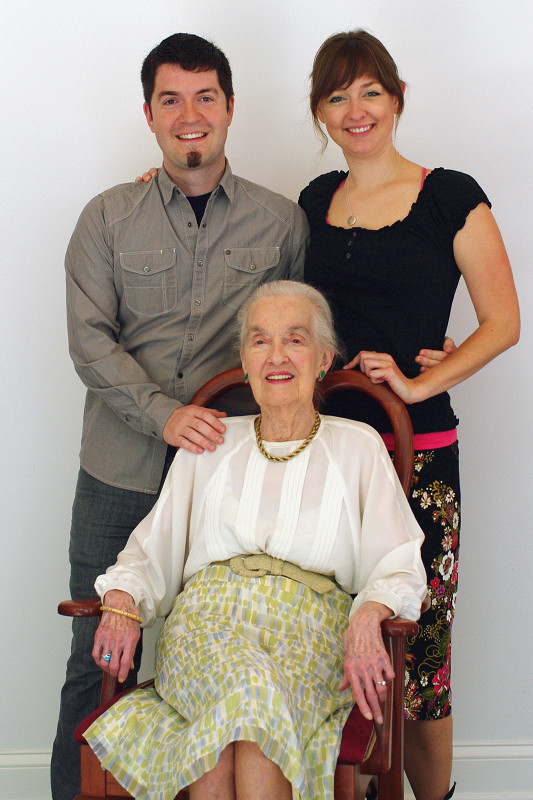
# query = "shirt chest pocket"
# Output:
<box><xmin>120</xmin><ymin>249</ymin><xmax>177</xmax><ymax>317</ymax></box>
<box><xmin>223</xmin><ymin>247</ymin><xmax>281</xmax><ymax>309</ymax></box>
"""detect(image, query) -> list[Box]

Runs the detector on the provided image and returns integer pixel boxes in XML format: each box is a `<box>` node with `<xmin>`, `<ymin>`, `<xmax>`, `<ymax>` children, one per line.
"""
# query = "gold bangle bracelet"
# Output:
<box><xmin>100</xmin><ymin>605</ymin><xmax>142</xmax><ymax>624</ymax></box>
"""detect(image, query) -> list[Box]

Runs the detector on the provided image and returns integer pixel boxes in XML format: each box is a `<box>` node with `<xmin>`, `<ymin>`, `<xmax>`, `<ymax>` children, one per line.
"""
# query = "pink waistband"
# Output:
<box><xmin>381</xmin><ymin>428</ymin><xmax>458</xmax><ymax>452</ymax></box>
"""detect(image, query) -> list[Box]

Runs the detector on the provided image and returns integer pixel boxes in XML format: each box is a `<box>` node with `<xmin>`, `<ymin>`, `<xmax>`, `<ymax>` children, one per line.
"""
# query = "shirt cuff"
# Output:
<box><xmin>350</xmin><ymin>590</ymin><xmax>408</xmax><ymax>620</ymax></box>
<box><xmin>142</xmin><ymin>394</ymin><xmax>183</xmax><ymax>439</ymax></box>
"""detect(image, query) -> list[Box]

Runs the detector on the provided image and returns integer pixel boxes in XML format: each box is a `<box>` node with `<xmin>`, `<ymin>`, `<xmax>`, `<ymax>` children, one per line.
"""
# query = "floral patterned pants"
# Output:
<box><xmin>402</xmin><ymin>442</ymin><xmax>460</xmax><ymax>720</ymax></box>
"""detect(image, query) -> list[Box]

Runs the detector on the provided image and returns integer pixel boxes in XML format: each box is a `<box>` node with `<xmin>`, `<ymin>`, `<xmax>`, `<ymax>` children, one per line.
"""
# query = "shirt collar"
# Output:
<box><xmin>157</xmin><ymin>160</ymin><xmax>235</xmax><ymax>205</ymax></box>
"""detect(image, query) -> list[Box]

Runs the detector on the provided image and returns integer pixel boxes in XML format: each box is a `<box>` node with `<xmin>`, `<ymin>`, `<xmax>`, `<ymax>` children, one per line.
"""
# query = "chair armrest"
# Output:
<box><xmin>58</xmin><ymin>598</ymin><xmax>120</xmax><ymax>703</ymax></box>
<box><xmin>381</xmin><ymin>616</ymin><xmax>419</xmax><ymax>638</ymax></box>
<box><xmin>58</xmin><ymin>598</ymin><xmax>102</xmax><ymax>617</ymax></box>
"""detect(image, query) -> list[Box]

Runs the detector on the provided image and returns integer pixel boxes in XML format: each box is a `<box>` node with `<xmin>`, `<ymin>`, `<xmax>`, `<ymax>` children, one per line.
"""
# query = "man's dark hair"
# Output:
<box><xmin>141</xmin><ymin>33</ymin><xmax>234</xmax><ymax>111</ymax></box>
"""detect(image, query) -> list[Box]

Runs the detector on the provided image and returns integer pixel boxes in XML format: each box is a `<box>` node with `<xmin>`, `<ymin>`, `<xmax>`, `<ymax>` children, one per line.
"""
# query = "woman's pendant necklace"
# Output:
<box><xmin>345</xmin><ymin>169</ymin><xmax>396</xmax><ymax>227</ymax></box>
<box><xmin>346</xmin><ymin>173</ymin><xmax>359</xmax><ymax>226</ymax></box>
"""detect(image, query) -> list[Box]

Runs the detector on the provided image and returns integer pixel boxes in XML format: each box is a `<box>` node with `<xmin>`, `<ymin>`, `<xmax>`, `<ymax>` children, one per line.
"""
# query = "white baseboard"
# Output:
<box><xmin>406</xmin><ymin>741</ymin><xmax>533</xmax><ymax>799</ymax></box>
<box><xmin>0</xmin><ymin>751</ymin><xmax>50</xmax><ymax>800</ymax></box>
<box><xmin>1</xmin><ymin>743</ymin><xmax>532</xmax><ymax>800</ymax></box>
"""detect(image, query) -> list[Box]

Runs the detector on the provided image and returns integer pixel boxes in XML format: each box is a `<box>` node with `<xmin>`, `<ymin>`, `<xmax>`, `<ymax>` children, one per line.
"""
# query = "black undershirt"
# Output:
<box><xmin>187</xmin><ymin>191</ymin><xmax>212</xmax><ymax>226</ymax></box>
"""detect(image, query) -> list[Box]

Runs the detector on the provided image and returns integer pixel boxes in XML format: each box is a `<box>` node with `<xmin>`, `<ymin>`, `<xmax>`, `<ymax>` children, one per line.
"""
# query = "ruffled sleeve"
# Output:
<box><xmin>298</xmin><ymin>171</ymin><xmax>347</xmax><ymax>230</ymax></box>
<box><xmin>422</xmin><ymin>168</ymin><xmax>491</xmax><ymax>238</ymax></box>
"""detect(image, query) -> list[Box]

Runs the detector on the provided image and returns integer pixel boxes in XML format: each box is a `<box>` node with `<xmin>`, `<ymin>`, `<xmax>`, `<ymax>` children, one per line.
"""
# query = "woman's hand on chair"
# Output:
<box><xmin>92</xmin><ymin>590</ymin><xmax>141</xmax><ymax>684</ymax></box>
<box><xmin>340</xmin><ymin>601</ymin><xmax>395</xmax><ymax>724</ymax></box>
<box><xmin>343</xmin><ymin>336</ymin><xmax>456</xmax><ymax>401</ymax></box>
<box><xmin>343</xmin><ymin>350</ymin><xmax>422</xmax><ymax>404</ymax></box>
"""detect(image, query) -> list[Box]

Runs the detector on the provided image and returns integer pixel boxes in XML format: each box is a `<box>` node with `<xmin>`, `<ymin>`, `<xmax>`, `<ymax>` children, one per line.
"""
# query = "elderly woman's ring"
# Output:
<box><xmin>103</xmin><ymin>653</ymin><xmax>112</xmax><ymax>662</ymax></box>
<box><xmin>376</xmin><ymin>680</ymin><xmax>387</xmax><ymax>685</ymax></box>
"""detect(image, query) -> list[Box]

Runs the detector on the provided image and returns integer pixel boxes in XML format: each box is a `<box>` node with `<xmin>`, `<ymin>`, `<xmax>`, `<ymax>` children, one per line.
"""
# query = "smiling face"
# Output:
<box><xmin>240</xmin><ymin>295</ymin><xmax>334</xmax><ymax>420</ymax></box>
<box><xmin>317</xmin><ymin>74</ymin><xmax>399</xmax><ymax>159</ymax></box>
<box><xmin>143</xmin><ymin>63</ymin><xmax>234</xmax><ymax>187</ymax></box>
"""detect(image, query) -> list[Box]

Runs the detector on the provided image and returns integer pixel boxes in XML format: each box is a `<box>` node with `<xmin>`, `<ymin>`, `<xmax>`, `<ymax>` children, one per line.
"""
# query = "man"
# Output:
<box><xmin>52</xmin><ymin>33</ymin><xmax>308</xmax><ymax>800</ymax></box>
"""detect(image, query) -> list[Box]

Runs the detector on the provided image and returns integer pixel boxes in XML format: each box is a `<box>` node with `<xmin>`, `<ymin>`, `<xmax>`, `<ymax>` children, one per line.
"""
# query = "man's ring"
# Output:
<box><xmin>103</xmin><ymin>653</ymin><xmax>112</xmax><ymax>662</ymax></box>
<box><xmin>377</xmin><ymin>680</ymin><xmax>387</xmax><ymax>685</ymax></box>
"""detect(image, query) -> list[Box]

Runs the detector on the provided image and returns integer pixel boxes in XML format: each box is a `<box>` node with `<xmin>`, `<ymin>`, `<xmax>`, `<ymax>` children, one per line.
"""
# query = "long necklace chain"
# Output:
<box><xmin>254</xmin><ymin>412</ymin><xmax>321</xmax><ymax>462</ymax></box>
<box><xmin>346</xmin><ymin>169</ymin><xmax>396</xmax><ymax>227</ymax></box>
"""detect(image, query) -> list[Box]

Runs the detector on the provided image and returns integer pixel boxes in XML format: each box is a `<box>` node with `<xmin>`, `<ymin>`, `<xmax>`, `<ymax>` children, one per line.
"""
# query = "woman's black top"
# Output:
<box><xmin>299</xmin><ymin>168</ymin><xmax>490</xmax><ymax>434</ymax></box>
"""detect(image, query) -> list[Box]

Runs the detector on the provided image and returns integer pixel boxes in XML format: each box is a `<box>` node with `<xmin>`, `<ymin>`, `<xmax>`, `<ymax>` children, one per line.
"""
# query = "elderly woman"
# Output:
<box><xmin>85</xmin><ymin>280</ymin><xmax>426</xmax><ymax>800</ymax></box>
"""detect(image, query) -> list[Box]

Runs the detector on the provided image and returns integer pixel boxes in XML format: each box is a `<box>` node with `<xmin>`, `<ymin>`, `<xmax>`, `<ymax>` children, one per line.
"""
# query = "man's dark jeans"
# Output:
<box><xmin>51</xmin><ymin>453</ymin><xmax>174</xmax><ymax>800</ymax></box>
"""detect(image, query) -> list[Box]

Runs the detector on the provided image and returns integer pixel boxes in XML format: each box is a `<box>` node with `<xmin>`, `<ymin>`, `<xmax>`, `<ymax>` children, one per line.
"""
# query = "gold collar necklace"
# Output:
<box><xmin>254</xmin><ymin>412</ymin><xmax>321</xmax><ymax>462</ymax></box>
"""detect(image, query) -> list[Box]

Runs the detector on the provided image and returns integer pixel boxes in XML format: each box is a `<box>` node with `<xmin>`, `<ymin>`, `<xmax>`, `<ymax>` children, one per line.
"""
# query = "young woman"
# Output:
<box><xmin>299</xmin><ymin>29</ymin><xmax>519</xmax><ymax>800</ymax></box>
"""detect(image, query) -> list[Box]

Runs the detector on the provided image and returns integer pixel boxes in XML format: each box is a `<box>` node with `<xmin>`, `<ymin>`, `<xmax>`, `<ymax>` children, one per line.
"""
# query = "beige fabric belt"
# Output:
<box><xmin>215</xmin><ymin>554</ymin><xmax>337</xmax><ymax>594</ymax></box>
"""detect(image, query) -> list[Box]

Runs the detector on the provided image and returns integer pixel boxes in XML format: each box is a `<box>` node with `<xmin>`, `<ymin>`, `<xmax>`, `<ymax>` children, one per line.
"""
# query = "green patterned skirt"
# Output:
<box><xmin>85</xmin><ymin>564</ymin><xmax>356</xmax><ymax>800</ymax></box>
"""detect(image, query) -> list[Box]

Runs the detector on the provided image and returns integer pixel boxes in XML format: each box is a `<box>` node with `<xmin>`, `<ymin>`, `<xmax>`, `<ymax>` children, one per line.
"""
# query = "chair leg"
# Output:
<box><xmin>375</xmin><ymin>752</ymin><xmax>403</xmax><ymax>800</ymax></box>
<box><xmin>334</xmin><ymin>764</ymin><xmax>359</xmax><ymax>800</ymax></box>
<box><xmin>77</xmin><ymin>745</ymin><xmax>106</xmax><ymax>798</ymax></box>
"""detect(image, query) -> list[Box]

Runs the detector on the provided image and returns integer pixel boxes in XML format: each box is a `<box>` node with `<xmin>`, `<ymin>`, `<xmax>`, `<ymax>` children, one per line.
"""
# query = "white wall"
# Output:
<box><xmin>1</xmin><ymin>1</ymin><xmax>532</xmax><ymax>798</ymax></box>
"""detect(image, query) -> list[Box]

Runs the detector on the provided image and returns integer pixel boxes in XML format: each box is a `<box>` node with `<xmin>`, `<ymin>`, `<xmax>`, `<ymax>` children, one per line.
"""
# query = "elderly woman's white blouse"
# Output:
<box><xmin>95</xmin><ymin>416</ymin><xmax>427</xmax><ymax>625</ymax></box>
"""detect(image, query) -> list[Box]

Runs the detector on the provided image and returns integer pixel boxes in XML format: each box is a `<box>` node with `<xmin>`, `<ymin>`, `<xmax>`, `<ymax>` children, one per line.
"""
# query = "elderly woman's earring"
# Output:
<box><xmin>243</xmin><ymin>373</ymin><xmax>249</xmax><ymax>383</ymax></box>
<box><xmin>319</xmin><ymin>370</ymin><xmax>326</xmax><ymax>380</ymax></box>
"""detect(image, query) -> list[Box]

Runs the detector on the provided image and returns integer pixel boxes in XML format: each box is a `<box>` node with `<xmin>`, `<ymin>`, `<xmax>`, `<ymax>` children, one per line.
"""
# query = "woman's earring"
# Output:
<box><xmin>319</xmin><ymin>370</ymin><xmax>326</xmax><ymax>380</ymax></box>
<box><xmin>243</xmin><ymin>373</ymin><xmax>248</xmax><ymax>383</ymax></box>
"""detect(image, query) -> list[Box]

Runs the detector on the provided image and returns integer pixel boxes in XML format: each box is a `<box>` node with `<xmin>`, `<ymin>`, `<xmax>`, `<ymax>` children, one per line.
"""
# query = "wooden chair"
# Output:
<box><xmin>59</xmin><ymin>368</ymin><xmax>419</xmax><ymax>800</ymax></box>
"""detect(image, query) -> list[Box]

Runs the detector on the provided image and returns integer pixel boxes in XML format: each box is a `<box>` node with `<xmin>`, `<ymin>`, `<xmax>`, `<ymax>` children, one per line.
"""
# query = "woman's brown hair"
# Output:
<box><xmin>310</xmin><ymin>30</ymin><xmax>405</xmax><ymax>146</ymax></box>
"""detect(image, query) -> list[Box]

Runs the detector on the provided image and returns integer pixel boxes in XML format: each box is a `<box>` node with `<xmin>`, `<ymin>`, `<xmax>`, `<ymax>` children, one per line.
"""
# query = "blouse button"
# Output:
<box><xmin>352</xmin><ymin>230</ymin><xmax>357</xmax><ymax>238</ymax></box>
<box><xmin>345</xmin><ymin>252</ymin><xmax>351</xmax><ymax>259</ymax></box>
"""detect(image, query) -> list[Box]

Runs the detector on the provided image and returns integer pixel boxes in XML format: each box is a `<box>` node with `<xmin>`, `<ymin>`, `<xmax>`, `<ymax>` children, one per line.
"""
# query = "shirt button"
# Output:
<box><xmin>202</xmin><ymin>222</ymin><xmax>207</xmax><ymax>228</ymax></box>
<box><xmin>194</xmin><ymin>299</ymin><xmax>201</xmax><ymax>306</ymax></box>
<box><xmin>197</xmin><ymin>260</ymin><xmax>203</xmax><ymax>267</ymax></box>
<box><xmin>143</xmin><ymin>266</ymin><xmax>150</xmax><ymax>273</ymax></box>
<box><xmin>224</xmin><ymin>249</ymin><xmax>231</xmax><ymax>255</ymax></box>
<box><xmin>188</xmin><ymin>334</ymin><xmax>194</xmax><ymax>341</ymax></box>
<box><xmin>347</xmin><ymin>240</ymin><xmax>352</xmax><ymax>247</ymax></box>
<box><xmin>346</xmin><ymin>252</ymin><xmax>351</xmax><ymax>259</ymax></box>
<box><xmin>177</xmin><ymin>372</ymin><xmax>183</xmax><ymax>379</ymax></box>
<box><xmin>250</xmin><ymin>264</ymin><xmax>256</xmax><ymax>271</ymax></box>
<box><xmin>187</xmin><ymin>222</ymin><xmax>192</xmax><ymax>228</ymax></box>
<box><xmin>352</xmin><ymin>230</ymin><xmax>357</xmax><ymax>238</ymax></box>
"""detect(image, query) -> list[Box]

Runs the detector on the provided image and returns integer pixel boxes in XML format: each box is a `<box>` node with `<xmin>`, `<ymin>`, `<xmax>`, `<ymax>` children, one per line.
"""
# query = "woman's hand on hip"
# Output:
<box><xmin>92</xmin><ymin>590</ymin><xmax>141</xmax><ymax>684</ymax></box>
<box><xmin>416</xmin><ymin>336</ymin><xmax>457</xmax><ymax>372</ymax></box>
<box><xmin>339</xmin><ymin>601</ymin><xmax>395</xmax><ymax>724</ymax></box>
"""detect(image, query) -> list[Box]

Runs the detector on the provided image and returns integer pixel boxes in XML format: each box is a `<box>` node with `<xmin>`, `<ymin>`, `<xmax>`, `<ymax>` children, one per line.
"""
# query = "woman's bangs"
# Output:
<box><xmin>322</xmin><ymin>45</ymin><xmax>379</xmax><ymax>98</ymax></box>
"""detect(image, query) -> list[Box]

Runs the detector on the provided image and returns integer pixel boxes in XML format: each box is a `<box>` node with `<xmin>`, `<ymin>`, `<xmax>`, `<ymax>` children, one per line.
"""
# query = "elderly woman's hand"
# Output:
<box><xmin>92</xmin><ymin>590</ymin><xmax>141</xmax><ymax>684</ymax></box>
<box><xmin>339</xmin><ymin>601</ymin><xmax>395</xmax><ymax>724</ymax></box>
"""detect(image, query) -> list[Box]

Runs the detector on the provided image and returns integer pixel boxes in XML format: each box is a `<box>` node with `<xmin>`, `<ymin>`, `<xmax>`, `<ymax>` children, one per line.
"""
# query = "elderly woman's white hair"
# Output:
<box><xmin>237</xmin><ymin>280</ymin><xmax>342</xmax><ymax>358</ymax></box>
